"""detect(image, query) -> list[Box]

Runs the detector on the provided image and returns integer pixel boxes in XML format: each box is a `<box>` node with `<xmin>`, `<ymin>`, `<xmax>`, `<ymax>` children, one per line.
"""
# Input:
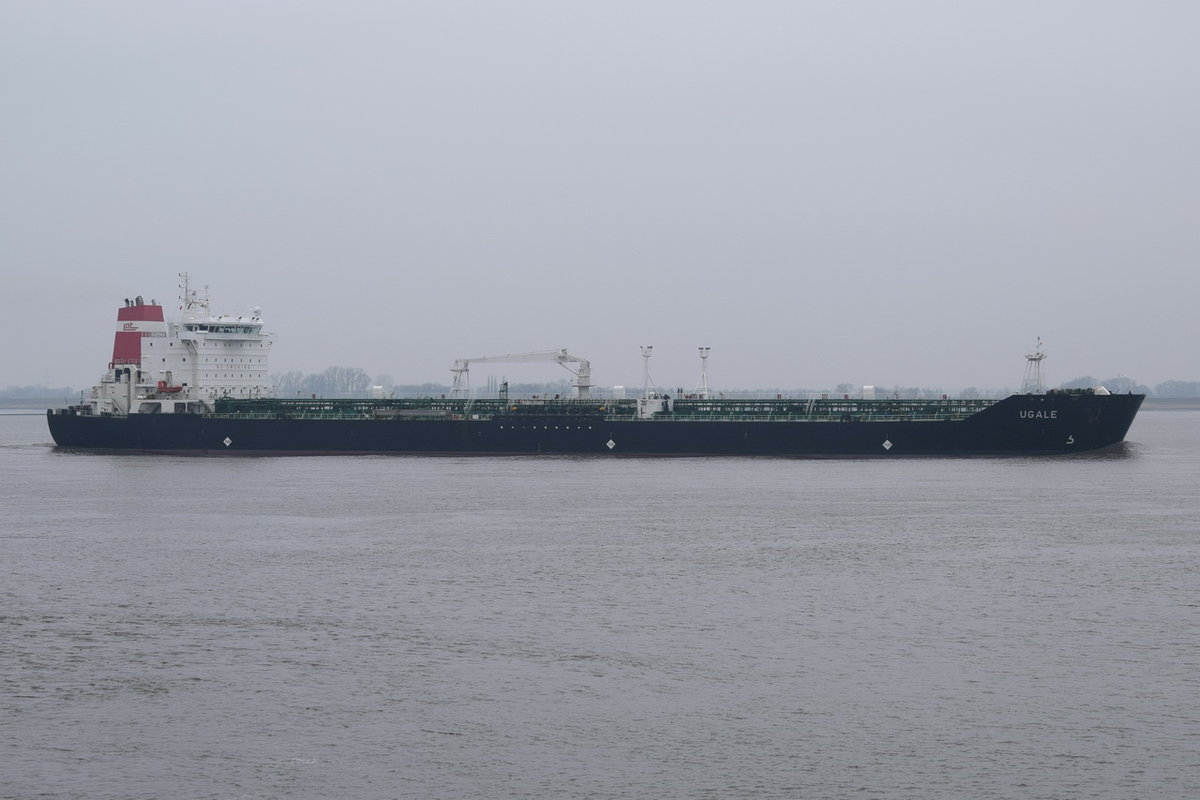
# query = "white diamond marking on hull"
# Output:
<box><xmin>607</xmin><ymin>439</ymin><xmax>616</xmax><ymax>450</ymax></box>
<box><xmin>223</xmin><ymin>437</ymin><xmax>233</xmax><ymax>447</ymax></box>
<box><xmin>882</xmin><ymin>439</ymin><xmax>893</xmax><ymax>450</ymax></box>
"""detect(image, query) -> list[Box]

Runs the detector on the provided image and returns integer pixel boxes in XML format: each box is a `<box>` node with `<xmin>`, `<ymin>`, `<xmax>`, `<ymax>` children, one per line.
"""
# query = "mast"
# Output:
<box><xmin>178</xmin><ymin>271</ymin><xmax>210</xmax><ymax>317</ymax></box>
<box><xmin>694</xmin><ymin>347</ymin><xmax>711</xmax><ymax>399</ymax></box>
<box><xmin>641</xmin><ymin>346</ymin><xmax>655</xmax><ymax>399</ymax></box>
<box><xmin>1021</xmin><ymin>338</ymin><xmax>1047</xmax><ymax>394</ymax></box>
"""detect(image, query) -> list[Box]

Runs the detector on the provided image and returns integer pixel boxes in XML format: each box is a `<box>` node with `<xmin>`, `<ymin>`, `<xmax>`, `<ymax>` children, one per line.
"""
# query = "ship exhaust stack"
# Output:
<box><xmin>112</xmin><ymin>298</ymin><xmax>167</xmax><ymax>371</ymax></box>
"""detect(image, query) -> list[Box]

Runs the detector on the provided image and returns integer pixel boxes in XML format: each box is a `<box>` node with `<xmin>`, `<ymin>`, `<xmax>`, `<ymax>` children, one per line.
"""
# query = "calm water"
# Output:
<box><xmin>3</xmin><ymin>409</ymin><xmax>1198</xmax><ymax>800</ymax></box>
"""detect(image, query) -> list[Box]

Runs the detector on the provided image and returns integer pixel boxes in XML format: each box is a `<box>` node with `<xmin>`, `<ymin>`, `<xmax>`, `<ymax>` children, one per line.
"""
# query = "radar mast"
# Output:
<box><xmin>178</xmin><ymin>271</ymin><xmax>210</xmax><ymax>317</ymax></box>
<box><xmin>1021</xmin><ymin>338</ymin><xmax>1047</xmax><ymax>394</ymax></box>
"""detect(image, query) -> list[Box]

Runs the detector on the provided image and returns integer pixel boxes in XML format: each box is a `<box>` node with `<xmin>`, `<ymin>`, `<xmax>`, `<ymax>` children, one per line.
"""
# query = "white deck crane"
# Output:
<box><xmin>450</xmin><ymin>349</ymin><xmax>593</xmax><ymax>398</ymax></box>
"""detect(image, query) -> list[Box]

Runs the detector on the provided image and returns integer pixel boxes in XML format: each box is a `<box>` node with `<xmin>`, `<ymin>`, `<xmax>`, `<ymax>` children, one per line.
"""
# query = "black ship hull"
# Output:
<box><xmin>47</xmin><ymin>393</ymin><xmax>1143</xmax><ymax>457</ymax></box>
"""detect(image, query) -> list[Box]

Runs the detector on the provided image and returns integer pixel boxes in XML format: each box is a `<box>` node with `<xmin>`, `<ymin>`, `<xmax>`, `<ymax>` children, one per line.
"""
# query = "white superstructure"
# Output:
<box><xmin>81</xmin><ymin>273</ymin><xmax>273</xmax><ymax>416</ymax></box>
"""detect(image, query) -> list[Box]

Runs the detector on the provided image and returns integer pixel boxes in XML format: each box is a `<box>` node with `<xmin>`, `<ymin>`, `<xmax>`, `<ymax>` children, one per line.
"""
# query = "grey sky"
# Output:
<box><xmin>3</xmin><ymin>1</ymin><xmax>1197</xmax><ymax>393</ymax></box>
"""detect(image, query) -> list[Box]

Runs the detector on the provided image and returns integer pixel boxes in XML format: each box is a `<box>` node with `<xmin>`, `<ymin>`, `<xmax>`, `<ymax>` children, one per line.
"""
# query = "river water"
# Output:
<box><xmin>3</xmin><ymin>408</ymin><xmax>1198</xmax><ymax>799</ymax></box>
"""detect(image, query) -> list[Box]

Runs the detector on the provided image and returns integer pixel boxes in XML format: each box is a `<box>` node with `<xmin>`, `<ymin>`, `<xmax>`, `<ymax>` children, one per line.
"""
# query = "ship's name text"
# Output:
<box><xmin>1020</xmin><ymin>410</ymin><xmax>1057</xmax><ymax>419</ymax></box>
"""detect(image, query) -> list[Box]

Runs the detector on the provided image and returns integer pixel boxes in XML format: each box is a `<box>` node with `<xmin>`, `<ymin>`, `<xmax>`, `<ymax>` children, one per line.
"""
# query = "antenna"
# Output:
<box><xmin>694</xmin><ymin>347</ymin><xmax>711</xmax><ymax>399</ymax></box>
<box><xmin>1021</xmin><ymin>337</ymin><xmax>1047</xmax><ymax>394</ymax></box>
<box><xmin>178</xmin><ymin>271</ymin><xmax>210</xmax><ymax>316</ymax></box>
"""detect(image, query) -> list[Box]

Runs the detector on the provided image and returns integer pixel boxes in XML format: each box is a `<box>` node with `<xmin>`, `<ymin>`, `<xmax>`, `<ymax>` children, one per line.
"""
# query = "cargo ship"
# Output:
<box><xmin>47</xmin><ymin>277</ymin><xmax>1143</xmax><ymax>457</ymax></box>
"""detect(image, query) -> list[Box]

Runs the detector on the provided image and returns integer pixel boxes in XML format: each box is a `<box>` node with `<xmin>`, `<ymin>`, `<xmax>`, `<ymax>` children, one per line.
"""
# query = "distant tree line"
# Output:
<box><xmin>8</xmin><ymin>373</ymin><xmax>1200</xmax><ymax>400</ymax></box>
<box><xmin>273</xmin><ymin>367</ymin><xmax>377</xmax><ymax>397</ymax></box>
<box><xmin>269</xmin><ymin>368</ymin><xmax>576</xmax><ymax>398</ymax></box>
<box><xmin>1145</xmin><ymin>380</ymin><xmax>1200</xmax><ymax>398</ymax></box>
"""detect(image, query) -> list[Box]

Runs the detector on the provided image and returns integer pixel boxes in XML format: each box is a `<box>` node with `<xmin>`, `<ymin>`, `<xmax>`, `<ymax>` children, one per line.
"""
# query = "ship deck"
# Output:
<box><xmin>210</xmin><ymin>396</ymin><xmax>1000</xmax><ymax>423</ymax></box>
